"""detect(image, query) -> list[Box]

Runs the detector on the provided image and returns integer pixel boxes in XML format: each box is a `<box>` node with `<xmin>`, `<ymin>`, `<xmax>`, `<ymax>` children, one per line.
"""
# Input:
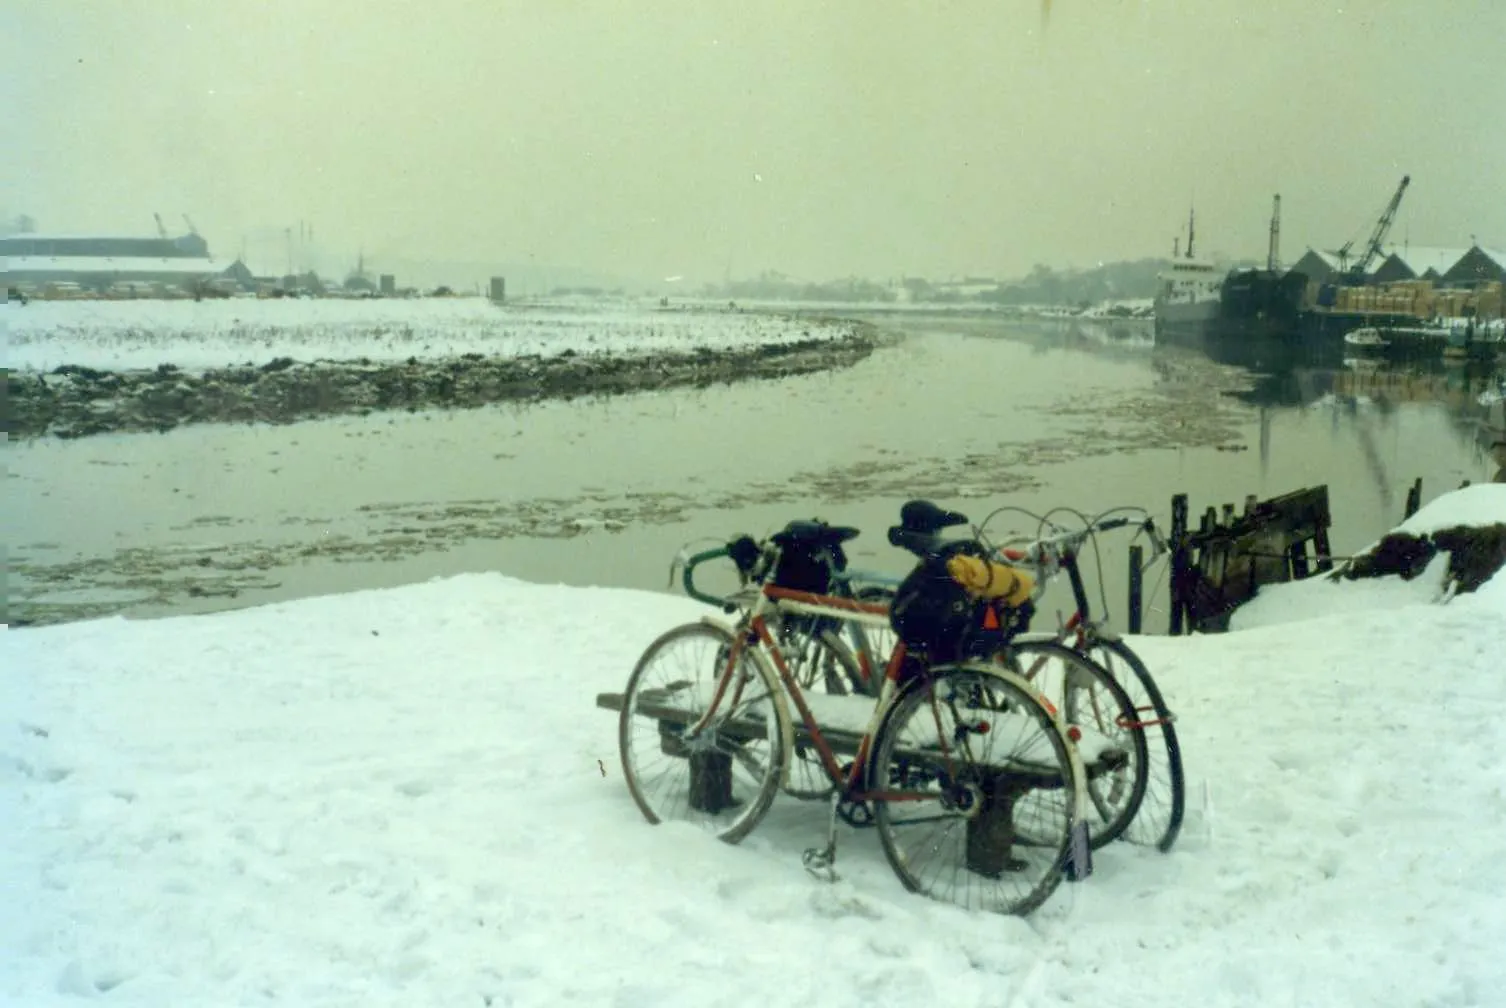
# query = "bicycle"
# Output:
<box><xmin>967</xmin><ymin>505</ymin><xmax>1186</xmax><ymax>853</ymax></box>
<box><xmin>618</xmin><ymin>520</ymin><xmax>1113</xmax><ymax>918</ymax></box>
<box><xmin>673</xmin><ymin>530</ymin><xmax>896</xmax><ymax>697</ymax></box>
<box><xmin>883</xmin><ymin>503</ymin><xmax>1152</xmax><ymax>853</ymax></box>
<box><xmin>677</xmin><ymin>502</ymin><xmax>1182</xmax><ymax>852</ymax></box>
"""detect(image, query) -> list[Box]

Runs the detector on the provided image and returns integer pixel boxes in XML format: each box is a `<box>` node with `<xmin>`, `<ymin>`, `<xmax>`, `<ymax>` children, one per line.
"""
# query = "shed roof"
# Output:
<box><xmin>3</xmin><ymin>255</ymin><xmax>225</xmax><ymax>276</ymax></box>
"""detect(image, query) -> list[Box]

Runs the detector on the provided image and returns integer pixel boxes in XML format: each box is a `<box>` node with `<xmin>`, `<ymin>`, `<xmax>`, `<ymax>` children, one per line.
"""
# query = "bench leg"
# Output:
<box><xmin>659</xmin><ymin>720</ymin><xmax>688</xmax><ymax>757</ymax></box>
<box><xmin>688</xmin><ymin>750</ymin><xmax>734</xmax><ymax>814</ymax></box>
<box><xmin>965</xmin><ymin>773</ymin><xmax>1029</xmax><ymax>876</ymax></box>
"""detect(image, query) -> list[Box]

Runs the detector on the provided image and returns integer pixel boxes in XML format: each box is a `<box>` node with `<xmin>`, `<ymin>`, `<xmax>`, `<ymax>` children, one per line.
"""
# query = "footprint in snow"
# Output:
<box><xmin>10</xmin><ymin>757</ymin><xmax>73</xmax><ymax>784</ymax></box>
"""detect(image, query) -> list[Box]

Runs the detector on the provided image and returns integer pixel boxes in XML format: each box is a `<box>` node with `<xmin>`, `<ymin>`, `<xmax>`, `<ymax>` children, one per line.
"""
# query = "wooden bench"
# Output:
<box><xmin>598</xmin><ymin>685</ymin><xmax>1129</xmax><ymax>877</ymax></box>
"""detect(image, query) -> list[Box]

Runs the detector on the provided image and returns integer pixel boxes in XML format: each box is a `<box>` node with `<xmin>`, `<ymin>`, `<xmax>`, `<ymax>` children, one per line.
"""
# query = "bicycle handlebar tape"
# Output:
<box><xmin>945</xmin><ymin>554</ymin><xmax>1036</xmax><ymax>607</ymax></box>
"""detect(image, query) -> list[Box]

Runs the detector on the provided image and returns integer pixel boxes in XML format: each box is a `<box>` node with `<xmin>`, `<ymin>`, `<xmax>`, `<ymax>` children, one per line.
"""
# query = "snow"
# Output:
<box><xmin>1396</xmin><ymin>483</ymin><xmax>1506</xmax><ymax>536</ymax></box>
<box><xmin>6</xmin><ymin>548</ymin><xmax>1506</xmax><ymax>1006</ymax></box>
<box><xmin>4</xmin><ymin>298</ymin><xmax>860</xmax><ymax>373</ymax></box>
<box><xmin>1231</xmin><ymin>484</ymin><xmax>1506</xmax><ymax>631</ymax></box>
<box><xmin>1376</xmin><ymin>245</ymin><xmax>1472</xmax><ymax>279</ymax></box>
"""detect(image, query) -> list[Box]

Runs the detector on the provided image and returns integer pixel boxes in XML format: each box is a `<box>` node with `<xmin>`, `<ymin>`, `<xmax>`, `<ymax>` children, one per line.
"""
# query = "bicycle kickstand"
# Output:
<box><xmin>801</xmin><ymin>791</ymin><xmax>842</xmax><ymax>883</ymax></box>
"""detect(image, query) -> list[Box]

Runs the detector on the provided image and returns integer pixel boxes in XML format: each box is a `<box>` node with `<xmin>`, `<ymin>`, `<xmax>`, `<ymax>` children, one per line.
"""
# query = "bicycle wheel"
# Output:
<box><xmin>618</xmin><ymin>622</ymin><xmax>788</xmax><ymax>844</ymax></box>
<box><xmin>774</xmin><ymin>625</ymin><xmax>863</xmax><ymax>800</ymax></box>
<box><xmin>849</xmin><ymin>585</ymin><xmax>898</xmax><ymax>694</ymax></box>
<box><xmin>1080</xmin><ymin>635</ymin><xmax>1185</xmax><ymax>853</ymax></box>
<box><xmin>871</xmin><ymin>662</ymin><xmax>1082</xmax><ymax>918</ymax></box>
<box><xmin>1003</xmin><ymin>640</ymin><xmax>1149</xmax><ymax>850</ymax></box>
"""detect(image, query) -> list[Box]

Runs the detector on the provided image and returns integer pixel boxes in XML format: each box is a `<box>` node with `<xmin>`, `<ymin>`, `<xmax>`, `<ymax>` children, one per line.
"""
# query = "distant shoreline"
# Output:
<box><xmin>7</xmin><ymin>325</ymin><xmax>877</xmax><ymax>441</ymax></box>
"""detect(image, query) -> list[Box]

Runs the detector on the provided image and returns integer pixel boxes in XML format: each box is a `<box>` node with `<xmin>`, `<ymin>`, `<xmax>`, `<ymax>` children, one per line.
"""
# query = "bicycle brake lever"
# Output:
<box><xmin>1143</xmin><ymin>519</ymin><xmax>1169</xmax><ymax>559</ymax></box>
<box><xmin>668</xmin><ymin>546</ymin><xmax>689</xmax><ymax>589</ymax></box>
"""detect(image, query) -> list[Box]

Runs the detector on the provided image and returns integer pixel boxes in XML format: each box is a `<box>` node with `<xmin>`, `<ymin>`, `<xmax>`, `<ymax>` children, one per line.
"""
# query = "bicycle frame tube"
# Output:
<box><xmin>683</xmin><ymin>586</ymin><xmax>780</xmax><ymax>738</ymax></box>
<box><xmin>755</xmin><ymin>584</ymin><xmax>932</xmax><ymax>798</ymax></box>
<box><xmin>752</xmin><ymin>584</ymin><xmax>1066</xmax><ymax>808</ymax></box>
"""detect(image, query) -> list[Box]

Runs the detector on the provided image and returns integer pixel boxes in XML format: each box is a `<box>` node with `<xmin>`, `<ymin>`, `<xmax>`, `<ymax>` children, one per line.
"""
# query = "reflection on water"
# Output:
<box><xmin>8</xmin><ymin>315</ymin><xmax>1503</xmax><ymax>629</ymax></box>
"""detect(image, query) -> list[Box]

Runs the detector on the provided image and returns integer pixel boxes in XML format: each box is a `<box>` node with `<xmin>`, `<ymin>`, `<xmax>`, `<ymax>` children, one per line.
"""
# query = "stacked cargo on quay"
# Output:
<box><xmin>1154</xmin><ymin>177</ymin><xmax>1506</xmax><ymax>358</ymax></box>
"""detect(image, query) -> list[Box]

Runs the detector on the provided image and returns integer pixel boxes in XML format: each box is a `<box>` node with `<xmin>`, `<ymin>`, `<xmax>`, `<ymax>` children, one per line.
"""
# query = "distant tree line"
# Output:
<box><xmin>700</xmin><ymin>257</ymin><xmax>1204</xmax><ymax>306</ymax></box>
<box><xmin>979</xmin><ymin>258</ymin><xmax>1173</xmax><ymax>306</ymax></box>
<box><xmin>700</xmin><ymin>271</ymin><xmax>898</xmax><ymax>303</ymax></box>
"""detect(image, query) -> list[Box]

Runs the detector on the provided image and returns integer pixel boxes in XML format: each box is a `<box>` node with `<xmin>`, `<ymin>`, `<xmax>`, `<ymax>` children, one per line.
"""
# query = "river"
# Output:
<box><xmin>9</xmin><ymin>313</ymin><xmax>1504</xmax><ymax>630</ymax></box>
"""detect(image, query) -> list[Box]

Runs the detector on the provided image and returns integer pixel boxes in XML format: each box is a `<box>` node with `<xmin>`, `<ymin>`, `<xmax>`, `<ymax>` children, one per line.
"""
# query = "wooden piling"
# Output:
<box><xmin>1404</xmin><ymin>478</ymin><xmax>1422</xmax><ymax>520</ymax></box>
<box><xmin>1314</xmin><ymin>521</ymin><xmax>1335</xmax><ymax>573</ymax></box>
<box><xmin>1128</xmin><ymin>544</ymin><xmax>1144</xmax><ymax>635</ymax></box>
<box><xmin>1174</xmin><ymin>484</ymin><xmax>1334</xmax><ymax>633</ymax></box>
<box><xmin>1169</xmin><ymin>494</ymin><xmax>1190</xmax><ymax>636</ymax></box>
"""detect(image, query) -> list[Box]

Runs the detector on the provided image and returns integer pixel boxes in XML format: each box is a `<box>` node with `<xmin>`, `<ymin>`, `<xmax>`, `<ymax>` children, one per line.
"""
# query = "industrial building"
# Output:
<box><xmin>1</xmin><ymin>222</ymin><xmax>233</xmax><ymax>297</ymax></box>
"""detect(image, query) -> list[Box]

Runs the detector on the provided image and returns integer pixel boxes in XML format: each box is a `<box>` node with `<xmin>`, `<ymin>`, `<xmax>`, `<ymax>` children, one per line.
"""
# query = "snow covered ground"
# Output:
<box><xmin>6</xmin><ymin>487</ymin><xmax>1505</xmax><ymax>1007</ymax></box>
<box><xmin>3</xmin><ymin>298</ymin><xmax>858</xmax><ymax>374</ymax></box>
<box><xmin>1231</xmin><ymin>484</ymin><xmax>1506</xmax><ymax>630</ymax></box>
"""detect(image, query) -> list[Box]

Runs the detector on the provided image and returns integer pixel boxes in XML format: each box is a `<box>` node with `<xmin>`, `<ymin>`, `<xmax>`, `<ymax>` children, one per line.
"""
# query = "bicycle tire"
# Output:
<box><xmin>618</xmin><ymin>621</ymin><xmax>789</xmax><ymax>844</ymax></box>
<box><xmin>849</xmin><ymin>584</ymin><xmax>898</xmax><ymax>694</ymax></box>
<box><xmin>870</xmin><ymin>662</ymin><xmax>1082</xmax><ymax>918</ymax></box>
<box><xmin>1002</xmin><ymin>639</ymin><xmax>1150</xmax><ymax>850</ymax></box>
<box><xmin>1080</xmin><ymin>635</ymin><xmax>1186</xmax><ymax>853</ymax></box>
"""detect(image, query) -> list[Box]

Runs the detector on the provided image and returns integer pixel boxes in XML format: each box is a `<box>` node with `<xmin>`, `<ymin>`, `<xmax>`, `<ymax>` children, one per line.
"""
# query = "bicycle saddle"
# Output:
<box><xmin>898</xmin><ymin>500</ymin><xmax>970</xmax><ymax>534</ymax></box>
<box><xmin>771</xmin><ymin>519</ymin><xmax>860</xmax><ymax>547</ymax></box>
<box><xmin>887</xmin><ymin>525</ymin><xmax>939</xmax><ymax>557</ymax></box>
<box><xmin>887</xmin><ymin>500</ymin><xmax>973</xmax><ymax>558</ymax></box>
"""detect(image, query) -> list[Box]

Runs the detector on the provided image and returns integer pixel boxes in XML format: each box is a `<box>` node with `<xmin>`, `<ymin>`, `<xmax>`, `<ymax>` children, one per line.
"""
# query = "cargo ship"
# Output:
<box><xmin>1152</xmin><ymin>209</ymin><xmax>1222</xmax><ymax>343</ymax></box>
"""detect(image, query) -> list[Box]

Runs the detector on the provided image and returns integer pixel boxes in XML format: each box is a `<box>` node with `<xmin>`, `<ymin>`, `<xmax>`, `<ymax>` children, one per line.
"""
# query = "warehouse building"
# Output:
<box><xmin>2</xmin><ymin>230</ymin><xmax>229</xmax><ymax>296</ymax></box>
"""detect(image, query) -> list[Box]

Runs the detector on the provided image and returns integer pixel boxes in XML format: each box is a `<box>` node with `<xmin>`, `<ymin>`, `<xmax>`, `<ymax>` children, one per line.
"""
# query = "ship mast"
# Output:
<box><xmin>1267</xmin><ymin>194</ymin><xmax>1281</xmax><ymax>272</ymax></box>
<box><xmin>1185</xmin><ymin>207</ymin><xmax>1195</xmax><ymax>260</ymax></box>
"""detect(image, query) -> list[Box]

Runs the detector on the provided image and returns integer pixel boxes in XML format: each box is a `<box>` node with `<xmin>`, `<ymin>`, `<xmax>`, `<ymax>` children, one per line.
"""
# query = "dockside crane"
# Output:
<box><xmin>1331</xmin><ymin>175</ymin><xmax>1410</xmax><ymax>283</ymax></box>
<box><xmin>153</xmin><ymin>212</ymin><xmax>168</xmax><ymax>238</ymax></box>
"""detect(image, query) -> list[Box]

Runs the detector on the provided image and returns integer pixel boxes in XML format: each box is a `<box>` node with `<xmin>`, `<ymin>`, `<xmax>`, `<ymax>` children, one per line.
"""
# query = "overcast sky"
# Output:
<box><xmin>6</xmin><ymin>1</ymin><xmax>1505</xmax><ymax>287</ymax></box>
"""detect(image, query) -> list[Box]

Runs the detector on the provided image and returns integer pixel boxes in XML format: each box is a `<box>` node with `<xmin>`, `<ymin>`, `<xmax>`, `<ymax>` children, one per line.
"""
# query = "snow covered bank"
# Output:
<box><xmin>6</xmin><ymin>299</ymin><xmax>875</xmax><ymax>439</ymax></box>
<box><xmin>6</xmin><ymin>562</ymin><xmax>1505</xmax><ymax>1006</ymax></box>
<box><xmin>5</xmin><ymin>298</ymin><xmax>861</xmax><ymax>373</ymax></box>
<box><xmin>1232</xmin><ymin>484</ymin><xmax>1506</xmax><ymax>630</ymax></box>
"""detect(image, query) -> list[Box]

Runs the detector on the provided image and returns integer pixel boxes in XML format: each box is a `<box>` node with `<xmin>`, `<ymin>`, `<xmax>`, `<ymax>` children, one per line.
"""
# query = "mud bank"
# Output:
<box><xmin>7</xmin><ymin>328</ymin><xmax>875</xmax><ymax>441</ymax></box>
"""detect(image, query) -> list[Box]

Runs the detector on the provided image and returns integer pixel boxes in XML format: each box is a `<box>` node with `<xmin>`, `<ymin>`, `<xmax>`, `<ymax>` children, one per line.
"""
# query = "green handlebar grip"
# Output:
<box><xmin>682</xmin><ymin>545</ymin><xmax>732</xmax><ymax>606</ymax></box>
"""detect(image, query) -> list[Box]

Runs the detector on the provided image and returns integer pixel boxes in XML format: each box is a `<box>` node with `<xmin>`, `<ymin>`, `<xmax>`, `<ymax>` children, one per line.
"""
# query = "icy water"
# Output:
<box><xmin>9</xmin><ymin>315</ymin><xmax>1505</xmax><ymax>629</ymax></box>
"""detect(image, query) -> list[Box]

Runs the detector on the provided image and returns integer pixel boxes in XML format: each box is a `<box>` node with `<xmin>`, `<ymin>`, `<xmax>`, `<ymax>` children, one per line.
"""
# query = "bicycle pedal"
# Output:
<box><xmin>801</xmin><ymin>846</ymin><xmax>839</xmax><ymax>883</ymax></box>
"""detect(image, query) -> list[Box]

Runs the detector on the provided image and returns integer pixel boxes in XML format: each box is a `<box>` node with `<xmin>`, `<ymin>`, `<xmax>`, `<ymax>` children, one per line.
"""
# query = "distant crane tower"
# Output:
<box><xmin>1267</xmin><ymin>194</ymin><xmax>1281</xmax><ymax>272</ymax></box>
<box><xmin>1333</xmin><ymin>175</ymin><xmax>1410</xmax><ymax>282</ymax></box>
<box><xmin>153</xmin><ymin>212</ymin><xmax>168</xmax><ymax>239</ymax></box>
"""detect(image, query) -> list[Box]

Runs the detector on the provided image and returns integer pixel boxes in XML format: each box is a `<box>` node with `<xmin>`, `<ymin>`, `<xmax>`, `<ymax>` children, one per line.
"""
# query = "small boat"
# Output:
<box><xmin>1344</xmin><ymin>327</ymin><xmax>1389</xmax><ymax>351</ymax></box>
